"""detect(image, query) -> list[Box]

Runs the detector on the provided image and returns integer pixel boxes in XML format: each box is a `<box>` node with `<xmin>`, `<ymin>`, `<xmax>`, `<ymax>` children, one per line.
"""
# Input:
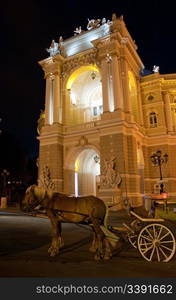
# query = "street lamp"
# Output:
<box><xmin>1</xmin><ymin>169</ymin><xmax>10</xmax><ymax>197</ymax></box>
<box><xmin>150</xmin><ymin>150</ymin><xmax>168</xmax><ymax>193</ymax></box>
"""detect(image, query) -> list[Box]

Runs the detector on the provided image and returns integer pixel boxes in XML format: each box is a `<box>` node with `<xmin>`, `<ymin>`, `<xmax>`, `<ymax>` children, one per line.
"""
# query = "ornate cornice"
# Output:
<box><xmin>38</xmin><ymin>55</ymin><xmax>64</xmax><ymax>77</ymax></box>
<box><xmin>62</xmin><ymin>48</ymin><xmax>98</xmax><ymax>76</ymax></box>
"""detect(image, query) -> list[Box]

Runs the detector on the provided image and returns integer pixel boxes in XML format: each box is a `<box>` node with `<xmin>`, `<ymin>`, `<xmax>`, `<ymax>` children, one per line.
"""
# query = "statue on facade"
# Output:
<box><xmin>112</xmin><ymin>13</ymin><xmax>117</xmax><ymax>21</ymax></box>
<box><xmin>46</xmin><ymin>40</ymin><xmax>60</xmax><ymax>56</ymax></box>
<box><xmin>58</xmin><ymin>36</ymin><xmax>67</xmax><ymax>57</ymax></box>
<box><xmin>87</xmin><ymin>18</ymin><xmax>101</xmax><ymax>30</ymax></box>
<box><xmin>101</xmin><ymin>18</ymin><xmax>106</xmax><ymax>25</ymax></box>
<box><xmin>74</xmin><ymin>26</ymin><xmax>82</xmax><ymax>35</ymax></box>
<box><xmin>59</xmin><ymin>36</ymin><xmax>63</xmax><ymax>43</ymax></box>
<box><xmin>100</xmin><ymin>157</ymin><xmax>122</xmax><ymax>188</ymax></box>
<box><xmin>153</xmin><ymin>65</ymin><xmax>160</xmax><ymax>73</ymax></box>
<box><xmin>101</xmin><ymin>18</ymin><xmax>112</xmax><ymax>26</ymax></box>
<box><xmin>39</xmin><ymin>166</ymin><xmax>55</xmax><ymax>191</ymax></box>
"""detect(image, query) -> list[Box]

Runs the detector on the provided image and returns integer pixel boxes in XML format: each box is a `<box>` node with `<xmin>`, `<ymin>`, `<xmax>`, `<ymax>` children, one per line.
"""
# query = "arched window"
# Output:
<box><xmin>149</xmin><ymin>112</ymin><xmax>158</xmax><ymax>128</ymax></box>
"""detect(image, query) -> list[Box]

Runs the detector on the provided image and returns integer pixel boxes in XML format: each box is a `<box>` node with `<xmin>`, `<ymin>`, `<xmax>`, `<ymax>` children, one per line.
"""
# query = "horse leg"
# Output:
<box><xmin>89</xmin><ymin>226</ymin><xmax>99</xmax><ymax>253</ymax></box>
<box><xmin>91</xmin><ymin>218</ymin><xmax>104</xmax><ymax>260</ymax></box>
<box><xmin>103</xmin><ymin>238</ymin><xmax>112</xmax><ymax>260</ymax></box>
<box><xmin>58</xmin><ymin>222</ymin><xmax>64</xmax><ymax>248</ymax></box>
<box><xmin>47</xmin><ymin>211</ymin><xmax>61</xmax><ymax>257</ymax></box>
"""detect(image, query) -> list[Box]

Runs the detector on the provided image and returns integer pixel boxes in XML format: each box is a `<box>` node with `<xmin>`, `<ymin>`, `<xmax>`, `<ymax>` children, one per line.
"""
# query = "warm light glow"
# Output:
<box><xmin>66</xmin><ymin>65</ymin><xmax>99</xmax><ymax>90</ymax></box>
<box><xmin>128</xmin><ymin>71</ymin><xmax>138</xmax><ymax>122</ymax></box>
<box><xmin>128</xmin><ymin>70</ymin><xmax>136</xmax><ymax>91</ymax></box>
<box><xmin>75</xmin><ymin>159</ymin><xmax>79</xmax><ymax>172</ymax></box>
<box><xmin>70</xmin><ymin>91</ymin><xmax>76</xmax><ymax>105</ymax></box>
<box><xmin>75</xmin><ymin>172</ymin><xmax>78</xmax><ymax>197</ymax></box>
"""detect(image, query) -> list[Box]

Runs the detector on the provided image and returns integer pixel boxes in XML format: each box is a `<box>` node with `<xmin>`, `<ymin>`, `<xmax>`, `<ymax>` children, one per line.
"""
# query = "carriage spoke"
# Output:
<box><xmin>149</xmin><ymin>245</ymin><xmax>156</xmax><ymax>261</ymax></box>
<box><xmin>160</xmin><ymin>240</ymin><xmax>174</xmax><ymax>244</ymax></box>
<box><xmin>153</xmin><ymin>225</ymin><xmax>157</xmax><ymax>238</ymax></box>
<box><xmin>159</xmin><ymin>232</ymin><xmax>171</xmax><ymax>241</ymax></box>
<box><xmin>145</xmin><ymin>228</ymin><xmax>154</xmax><ymax>239</ymax></box>
<box><xmin>158</xmin><ymin>246</ymin><xmax>168</xmax><ymax>259</ymax></box>
<box><xmin>140</xmin><ymin>234</ymin><xmax>152</xmax><ymax>242</ymax></box>
<box><xmin>156</xmin><ymin>226</ymin><xmax>163</xmax><ymax>240</ymax></box>
<box><xmin>156</xmin><ymin>246</ymin><xmax>161</xmax><ymax>262</ymax></box>
<box><xmin>141</xmin><ymin>245</ymin><xmax>153</xmax><ymax>254</ymax></box>
<box><xmin>140</xmin><ymin>242</ymin><xmax>152</xmax><ymax>246</ymax></box>
<box><xmin>160</xmin><ymin>244</ymin><xmax>173</xmax><ymax>252</ymax></box>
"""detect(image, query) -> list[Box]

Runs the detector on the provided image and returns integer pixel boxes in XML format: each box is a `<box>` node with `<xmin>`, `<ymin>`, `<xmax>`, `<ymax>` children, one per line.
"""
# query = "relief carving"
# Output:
<box><xmin>39</xmin><ymin>166</ymin><xmax>55</xmax><ymax>190</ymax></box>
<box><xmin>63</xmin><ymin>50</ymin><xmax>98</xmax><ymax>75</ymax></box>
<box><xmin>100</xmin><ymin>157</ymin><xmax>122</xmax><ymax>188</ymax></box>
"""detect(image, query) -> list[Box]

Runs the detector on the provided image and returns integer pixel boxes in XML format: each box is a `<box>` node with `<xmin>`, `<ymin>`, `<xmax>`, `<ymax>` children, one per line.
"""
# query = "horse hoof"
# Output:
<box><xmin>94</xmin><ymin>254</ymin><xmax>101</xmax><ymax>261</ymax></box>
<box><xmin>103</xmin><ymin>255</ymin><xmax>111</xmax><ymax>260</ymax></box>
<box><xmin>48</xmin><ymin>247</ymin><xmax>52</xmax><ymax>254</ymax></box>
<box><xmin>49</xmin><ymin>249</ymin><xmax>59</xmax><ymax>257</ymax></box>
<box><xmin>48</xmin><ymin>247</ymin><xmax>59</xmax><ymax>257</ymax></box>
<box><xmin>50</xmin><ymin>252</ymin><xmax>57</xmax><ymax>257</ymax></box>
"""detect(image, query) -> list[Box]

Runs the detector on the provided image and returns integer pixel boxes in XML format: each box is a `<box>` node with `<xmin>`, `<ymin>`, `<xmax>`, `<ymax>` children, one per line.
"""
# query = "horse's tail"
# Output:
<box><xmin>101</xmin><ymin>201</ymin><xmax>119</xmax><ymax>248</ymax></box>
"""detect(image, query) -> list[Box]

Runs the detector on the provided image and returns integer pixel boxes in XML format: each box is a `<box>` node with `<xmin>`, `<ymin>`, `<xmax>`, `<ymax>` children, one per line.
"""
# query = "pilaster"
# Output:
<box><xmin>111</xmin><ymin>55</ymin><xmax>123</xmax><ymax>111</ymax></box>
<box><xmin>101</xmin><ymin>58</ymin><xmax>110</xmax><ymax>113</ymax></box>
<box><xmin>120</xmin><ymin>57</ymin><xmax>132</xmax><ymax>121</ymax></box>
<box><xmin>163</xmin><ymin>91</ymin><xmax>173</xmax><ymax>133</ymax></box>
<box><xmin>53</xmin><ymin>72</ymin><xmax>62</xmax><ymax>123</ymax></box>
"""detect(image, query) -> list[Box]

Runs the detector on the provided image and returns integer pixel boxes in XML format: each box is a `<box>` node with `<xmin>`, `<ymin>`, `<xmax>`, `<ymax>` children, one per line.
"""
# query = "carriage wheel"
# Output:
<box><xmin>128</xmin><ymin>232</ymin><xmax>138</xmax><ymax>248</ymax></box>
<box><xmin>137</xmin><ymin>223</ymin><xmax>176</xmax><ymax>262</ymax></box>
<box><xmin>128</xmin><ymin>219</ymin><xmax>142</xmax><ymax>249</ymax></box>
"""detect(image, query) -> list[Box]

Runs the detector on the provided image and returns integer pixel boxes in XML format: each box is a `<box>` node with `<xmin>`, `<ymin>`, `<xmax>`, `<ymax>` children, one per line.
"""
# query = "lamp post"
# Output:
<box><xmin>150</xmin><ymin>150</ymin><xmax>168</xmax><ymax>193</ymax></box>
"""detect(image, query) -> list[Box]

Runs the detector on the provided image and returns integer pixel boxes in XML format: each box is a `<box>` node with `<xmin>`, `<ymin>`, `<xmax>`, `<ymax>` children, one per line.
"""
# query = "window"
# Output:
<box><xmin>92</xmin><ymin>105</ymin><xmax>103</xmax><ymax>117</ymax></box>
<box><xmin>149</xmin><ymin>112</ymin><xmax>158</xmax><ymax>128</ymax></box>
<box><xmin>93</xmin><ymin>107</ymin><xmax>98</xmax><ymax>116</ymax></box>
<box><xmin>99</xmin><ymin>105</ymin><xmax>103</xmax><ymax>114</ymax></box>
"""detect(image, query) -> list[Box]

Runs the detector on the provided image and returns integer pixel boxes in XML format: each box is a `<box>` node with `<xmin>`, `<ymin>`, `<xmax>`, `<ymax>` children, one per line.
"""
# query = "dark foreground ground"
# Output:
<box><xmin>0</xmin><ymin>208</ymin><xmax>176</xmax><ymax>278</ymax></box>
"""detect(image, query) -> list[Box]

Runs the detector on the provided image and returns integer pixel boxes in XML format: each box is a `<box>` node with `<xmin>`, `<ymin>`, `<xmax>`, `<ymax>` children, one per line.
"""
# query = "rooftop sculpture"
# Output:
<box><xmin>153</xmin><ymin>65</ymin><xmax>160</xmax><ymax>73</ymax></box>
<box><xmin>46</xmin><ymin>40</ymin><xmax>60</xmax><ymax>56</ymax></box>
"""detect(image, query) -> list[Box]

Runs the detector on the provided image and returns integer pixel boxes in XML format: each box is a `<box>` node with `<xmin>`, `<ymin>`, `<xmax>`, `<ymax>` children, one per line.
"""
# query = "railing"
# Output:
<box><xmin>162</xmin><ymin>74</ymin><xmax>176</xmax><ymax>80</ymax></box>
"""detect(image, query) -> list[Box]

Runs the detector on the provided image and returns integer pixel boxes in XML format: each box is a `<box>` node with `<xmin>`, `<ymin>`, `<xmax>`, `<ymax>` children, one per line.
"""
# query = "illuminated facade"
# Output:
<box><xmin>38</xmin><ymin>14</ymin><xmax>176</xmax><ymax>208</ymax></box>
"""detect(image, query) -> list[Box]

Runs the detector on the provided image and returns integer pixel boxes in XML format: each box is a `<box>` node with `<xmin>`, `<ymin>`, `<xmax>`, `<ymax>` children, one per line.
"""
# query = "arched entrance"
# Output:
<box><xmin>64</xmin><ymin>65</ymin><xmax>103</xmax><ymax>125</ymax></box>
<box><xmin>65</xmin><ymin>147</ymin><xmax>100</xmax><ymax>196</ymax></box>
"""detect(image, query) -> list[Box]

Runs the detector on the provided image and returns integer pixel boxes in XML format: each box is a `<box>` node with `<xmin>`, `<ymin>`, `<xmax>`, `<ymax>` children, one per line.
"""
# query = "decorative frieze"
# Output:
<box><xmin>62</xmin><ymin>49</ymin><xmax>98</xmax><ymax>76</ymax></box>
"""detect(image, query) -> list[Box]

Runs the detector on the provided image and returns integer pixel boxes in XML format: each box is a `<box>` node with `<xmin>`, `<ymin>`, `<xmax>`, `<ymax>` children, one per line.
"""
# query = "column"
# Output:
<box><xmin>111</xmin><ymin>55</ymin><xmax>123</xmax><ymax>111</ymax></box>
<box><xmin>44</xmin><ymin>75</ymin><xmax>52</xmax><ymax>125</ymax></box>
<box><xmin>171</xmin><ymin>107</ymin><xmax>176</xmax><ymax>131</ymax></box>
<box><xmin>53</xmin><ymin>72</ymin><xmax>62</xmax><ymax>123</ymax></box>
<box><xmin>120</xmin><ymin>58</ymin><xmax>132</xmax><ymax>114</ymax></box>
<box><xmin>101</xmin><ymin>59</ymin><xmax>110</xmax><ymax>113</ymax></box>
<box><xmin>163</xmin><ymin>92</ymin><xmax>173</xmax><ymax>132</ymax></box>
<box><xmin>136</xmin><ymin>77</ymin><xmax>144</xmax><ymax>126</ymax></box>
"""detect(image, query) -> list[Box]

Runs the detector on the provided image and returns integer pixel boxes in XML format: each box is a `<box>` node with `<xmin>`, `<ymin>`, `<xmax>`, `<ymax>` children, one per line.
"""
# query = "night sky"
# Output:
<box><xmin>2</xmin><ymin>0</ymin><xmax>176</xmax><ymax>159</ymax></box>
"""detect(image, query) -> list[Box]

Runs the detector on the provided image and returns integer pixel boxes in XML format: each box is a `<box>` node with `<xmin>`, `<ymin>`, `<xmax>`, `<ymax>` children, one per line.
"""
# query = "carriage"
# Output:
<box><xmin>111</xmin><ymin>194</ymin><xmax>176</xmax><ymax>263</ymax></box>
<box><xmin>23</xmin><ymin>185</ymin><xmax>176</xmax><ymax>262</ymax></box>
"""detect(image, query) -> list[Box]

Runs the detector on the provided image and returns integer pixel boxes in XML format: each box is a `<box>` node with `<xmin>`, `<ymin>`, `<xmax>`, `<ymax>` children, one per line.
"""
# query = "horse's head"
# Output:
<box><xmin>21</xmin><ymin>184</ymin><xmax>48</xmax><ymax>212</ymax></box>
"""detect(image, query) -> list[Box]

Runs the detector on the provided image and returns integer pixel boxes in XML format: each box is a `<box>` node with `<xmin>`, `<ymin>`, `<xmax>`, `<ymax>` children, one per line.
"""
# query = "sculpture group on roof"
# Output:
<box><xmin>46</xmin><ymin>13</ymin><xmax>123</xmax><ymax>57</ymax></box>
<box><xmin>46</xmin><ymin>36</ymin><xmax>65</xmax><ymax>57</ymax></box>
